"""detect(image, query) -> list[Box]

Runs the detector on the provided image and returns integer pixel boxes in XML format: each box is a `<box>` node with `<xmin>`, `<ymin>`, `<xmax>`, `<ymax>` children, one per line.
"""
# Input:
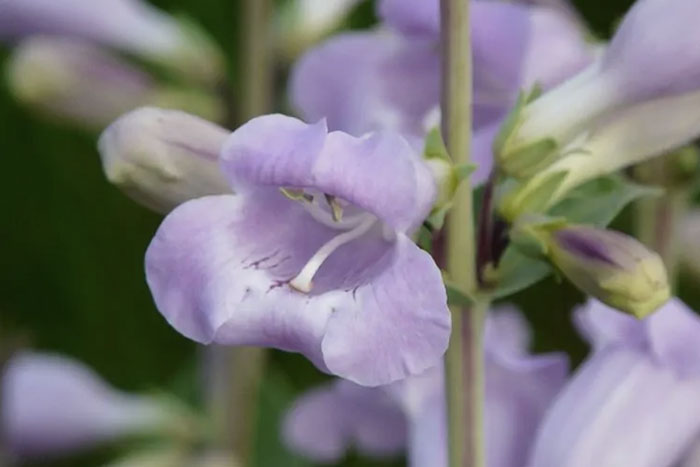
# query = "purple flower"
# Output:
<box><xmin>282</xmin><ymin>380</ymin><xmax>406</xmax><ymax>462</ymax></box>
<box><xmin>290</xmin><ymin>1</ymin><xmax>590</xmax><ymax>140</ymax></box>
<box><xmin>2</xmin><ymin>352</ymin><xmax>176</xmax><ymax>459</ymax></box>
<box><xmin>501</xmin><ymin>0</ymin><xmax>700</xmax><ymax>167</ymax></box>
<box><xmin>527</xmin><ymin>298</ymin><xmax>700</xmax><ymax>467</ymax></box>
<box><xmin>283</xmin><ymin>307</ymin><xmax>569</xmax><ymax>466</ymax></box>
<box><xmin>6</xmin><ymin>39</ymin><xmax>223</xmax><ymax>129</ymax></box>
<box><xmin>0</xmin><ymin>0</ymin><xmax>223</xmax><ymax>84</ymax></box>
<box><xmin>145</xmin><ymin>114</ymin><xmax>450</xmax><ymax>386</ymax></box>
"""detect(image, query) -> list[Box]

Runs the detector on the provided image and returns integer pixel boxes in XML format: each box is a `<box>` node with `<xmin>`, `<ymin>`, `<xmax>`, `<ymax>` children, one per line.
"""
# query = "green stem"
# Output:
<box><xmin>240</xmin><ymin>0</ymin><xmax>273</xmax><ymax>122</ymax></box>
<box><xmin>440</xmin><ymin>1</ymin><xmax>485</xmax><ymax>467</ymax></box>
<box><xmin>205</xmin><ymin>346</ymin><xmax>267</xmax><ymax>465</ymax></box>
<box><xmin>204</xmin><ymin>2</ymin><xmax>274</xmax><ymax>465</ymax></box>
<box><xmin>635</xmin><ymin>158</ymin><xmax>689</xmax><ymax>288</ymax></box>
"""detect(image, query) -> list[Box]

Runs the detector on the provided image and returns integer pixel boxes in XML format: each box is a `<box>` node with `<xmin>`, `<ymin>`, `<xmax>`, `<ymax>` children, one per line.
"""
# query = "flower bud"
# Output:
<box><xmin>497</xmin><ymin>0</ymin><xmax>700</xmax><ymax>176</ymax></box>
<box><xmin>6</xmin><ymin>37</ymin><xmax>225</xmax><ymax>129</ymax></box>
<box><xmin>98</xmin><ymin>107</ymin><xmax>231</xmax><ymax>213</ymax></box>
<box><xmin>545</xmin><ymin>225</ymin><xmax>670</xmax><ymax>318</ymax></box>
<box><xmin>499</xmin><ymin>88</ymin><xmax>700</xmax><ymax>220</ymax></box>
<box><xmin>0</xmin><ymin>0</ymin><xmax>224</xmax><ymax>85</ymax></box>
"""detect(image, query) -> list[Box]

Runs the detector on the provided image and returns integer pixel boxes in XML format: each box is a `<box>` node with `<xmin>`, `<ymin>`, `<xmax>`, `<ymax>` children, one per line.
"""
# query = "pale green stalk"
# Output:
<box><xmin>440</xmin><ymin>1</ymin><xmax>486</xmax><ymax>466</ymax></box>
<box><xmin>205</xmin><ymin>1</ymin><xmax>273</xmax><ymax>465</ymax></box>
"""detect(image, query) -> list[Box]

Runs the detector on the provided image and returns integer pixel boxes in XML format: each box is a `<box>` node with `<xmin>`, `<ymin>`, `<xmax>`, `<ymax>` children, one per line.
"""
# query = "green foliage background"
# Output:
<box><xmin>0</xmin><ymin>1</ymin><xmax>642</xmax><ymax>466</ymax></box>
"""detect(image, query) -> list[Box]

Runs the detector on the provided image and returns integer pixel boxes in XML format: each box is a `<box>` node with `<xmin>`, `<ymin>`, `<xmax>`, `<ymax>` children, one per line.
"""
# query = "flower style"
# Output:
<box><xmin>283</xmin><ymin>307</ymin><xmax>569</xmax><ymax>466</ymax></box>
<box><xmin>2</xmin><ymin>352</ymin><xmax>180</xmax><ymax>459</ymax></box>
<box><xmin>145</xmin><ymin>114</ymin><xmax>450</xmax><ymax>386</ymax></box>
<box><xmin>527</xmin><ymin>298</ymin><xmax>700</xmax><ymax>467</ymax></box>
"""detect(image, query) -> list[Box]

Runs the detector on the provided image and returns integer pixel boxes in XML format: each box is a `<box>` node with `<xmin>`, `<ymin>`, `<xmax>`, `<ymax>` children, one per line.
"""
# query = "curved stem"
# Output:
<box><xmin>440</xmin><ymin>1</ymin><xmax>485</xmax><ymax>466</ymax></box>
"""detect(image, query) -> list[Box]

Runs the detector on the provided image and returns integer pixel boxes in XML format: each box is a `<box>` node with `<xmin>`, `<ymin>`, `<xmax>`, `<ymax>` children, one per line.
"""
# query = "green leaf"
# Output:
<box><xmin>445</xmin><ymin>282</ymin><xmax>475</xmax><ymax>307</ymax></box>
<box><xmin>549</xmin><ymin>174</ymin><xmax>661</xmax><ymax>227</ymax></box>
<box><xmin>424</xmin><ymin>126</ymin><xmax>450</xmax><ymax>161</ymax></box>
<box><xmin>492</xmin><ymin>246</ymin><xmax>552</xmax><ymax>299</ymax></box>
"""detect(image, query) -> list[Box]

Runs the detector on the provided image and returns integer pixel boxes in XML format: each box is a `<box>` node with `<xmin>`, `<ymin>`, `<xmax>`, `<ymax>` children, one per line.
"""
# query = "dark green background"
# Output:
<box><xmin>0</xmin><ymin>1</ymin><xmax>639</xmax><ymax>466</ymax></box>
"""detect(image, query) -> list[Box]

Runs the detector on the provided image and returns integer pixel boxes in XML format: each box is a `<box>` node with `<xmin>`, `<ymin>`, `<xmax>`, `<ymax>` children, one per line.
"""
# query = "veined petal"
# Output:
<box><xmin>221</xmin><ymin>114</ymin><xmax>436</xmax><ymax>232</ymax></box>
<box><xmin>145</xmin><ymin>193</ymin><xmax>336</xmax><ymax>369</ymax></box>
<box><xmin>146</xmin><ymin>193</ymin><xmax>449</xmax><ymax>385</ymax></box>
<box><xmin>321</xmin><ymin>234</ymin><xmax>450</xmax><ymax>386</ymax></box>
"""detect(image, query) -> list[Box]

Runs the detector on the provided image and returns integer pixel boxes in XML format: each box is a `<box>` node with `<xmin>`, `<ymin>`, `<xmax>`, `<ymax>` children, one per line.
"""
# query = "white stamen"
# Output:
<box><xmin>290</xmin><ymin>216</ymin><xmax>376</xmax><ymax>293</ymax></box>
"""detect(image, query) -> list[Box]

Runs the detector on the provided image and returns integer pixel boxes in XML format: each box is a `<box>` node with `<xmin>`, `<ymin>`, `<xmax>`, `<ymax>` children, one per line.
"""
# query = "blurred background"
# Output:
<box><xmin>0</xmin><ymin>0</ymin><xmax>658</xmax><ymax>466</ymax></box>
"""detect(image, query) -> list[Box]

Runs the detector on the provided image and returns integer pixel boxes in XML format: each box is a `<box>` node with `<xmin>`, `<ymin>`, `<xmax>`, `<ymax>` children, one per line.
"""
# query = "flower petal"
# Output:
<box><xmin>4</xmin><ymin>352</ymin><xmax>167</xmax><ymax>458</ymax></box>
<box><xmin>527</xmin><ymin>348</ymin><xmax>700</xmax><ymax>467</ymax></box>
<box><xmin>146</xmin><ymin>193</ymin><xmax>448</xmax><ymax>384</ymax></box>
<box><xmin>574</xmin><ymin>299</ymin><xmax>647</xmax><ymax>350</ymax></box>
<box><xmin>221</xmin><ymin>114</ymin><xmax>436</xmax><ymax>232</ymax></box>
<box><xmin>377</xmin><ymin>0</ymin><xmax>440</xmax><ymax>38</ymax></box>
<box><xmin>145</xmin><ymin>193</ymin><xmax>337</xmax><ymax>369</ymax></box>
<box><xmin>647</xmin><ymin>298</ymin><xmax>700</xmax><ymax>378</ymax></box>
<box><xmin>321</xmin><ymin>234</ymin><xmax>450</xmax><ymax>386</ymax></box>
<box><xmin>282</xmin><ymin>380</ymin><xmax>405</xmax><ymax>462</ymax></box>
<box><xmin>289</xmin><ymin>31</ymin><xmax>440</xmax><ymax>138</ymax></box>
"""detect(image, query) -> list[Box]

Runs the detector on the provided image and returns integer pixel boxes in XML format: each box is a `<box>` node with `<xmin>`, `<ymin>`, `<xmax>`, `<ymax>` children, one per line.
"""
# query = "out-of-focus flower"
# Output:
<box><xmin>497</xmin><ymin>0</ymin><xmax>700</xmax><ymax>177</ymax></box>
<box><xmin>99</xmin><ymin>107</ymin><xmax>231</xmax><ymax>213</ymax></box>
<box><xmin>284</xmin><ymin>307</ymin><xmax>568</xmax><ymax>467</ymax></box>
<box><xmin>283</xmin><ymin>380</ymin><xmax>406</xmax><ymax>463</ymax></box>
<box><xmin>6</xmin><ymin>38</ymin><xmax>224</xmax><ymax>130</ymax></box>
<box><xmin>0</xmin><ymin>0</ymin><xmax>224</xmax><ymax>84</ymax></box>
<box><xmin>276</xmin><ymin>0</ymin><xmax>363</xmax><ymax>60</ymax></box>
<box><xmin>291</xmin><ymin>0</ymin><xmax>591</xmax><ymax>141</ymax></box>
<box><xmin>528</xmin><ymin>298</ymin><xmax>700</xmax><ymax>467</ymax></box>
<box><xmin>536</xmin><ymin>224</ymin><xmax>669</xmax><ymax>318</ymax></box>
<box><xmin>145</xmin><ymin>114</ymin><xmax>449</xmax><ymax>386</ymax></box>
<box><xmin>2</xmin><ymin>352</ymin><xmax>186</xmax><ymax>459</ymax></box>
<box><xmin>500</xmin><ymin>89</ymin><xmax>700</xmax><ymax>218</ymax></box>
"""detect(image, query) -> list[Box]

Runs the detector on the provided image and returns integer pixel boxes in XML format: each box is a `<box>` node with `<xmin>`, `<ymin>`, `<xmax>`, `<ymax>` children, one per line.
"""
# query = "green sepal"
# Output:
<box><xmin>424</xmin><ymin>126</ymin><xmax>451</xmax><ymax>161</ymax></box>
<box><xmin>445</xmin><ymin>281</ymin><xmax>476</xmax><ymax>308</ymax></box>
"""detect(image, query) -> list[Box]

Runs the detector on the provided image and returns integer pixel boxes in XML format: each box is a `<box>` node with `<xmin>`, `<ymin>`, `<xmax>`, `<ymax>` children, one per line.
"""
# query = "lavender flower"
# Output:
<box><xmin>145</xmin><ymin>114</ymin><xmax>450</xmax><ymax>386</ymax></box>
<box><xmin>6</xmin><ymin>38</ymin><xmax>224</xmax><ymax>129</ymax></box>
<box><xmin>498</xmin><ymin>0</ymin><xmax>700</xmax><ymax>177</ymax></box>
<box><xmin>0</xmin><ymin>0</ymin><xmax>223</xmax><ymax>84</ymax></box>
<box><xmin>99</xmin><ymin>107</ymin><xmax>231</xmax><ymax>213</ymax></box>
<box><xmin>284</xmin><ymin>307</ymin><xmax>568</xmax><ymax>466</ymax></box>
<box><xmin>2</xmin><ymin>352</ymin><xmax>181</xmax><ymax>459</ymax></box>
<box><xmin>500</xmin><ymin>88</ymin><xmax>700</xmax><ymax>218</ymax></box>
<box><xmin>290</xmin><ymin>1</ymin><xmax>590</xmax><ymax>139</ymax></box>
<box><xmin>528</xmin><ymin>298</ymin><xmax>700</xmax><ymax>467</ymax></box>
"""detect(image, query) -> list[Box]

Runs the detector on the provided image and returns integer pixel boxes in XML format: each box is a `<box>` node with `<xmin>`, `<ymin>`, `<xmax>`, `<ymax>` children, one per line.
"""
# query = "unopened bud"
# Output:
<box><xmin>98</xmin><ymin>107</ymin><xmax>231</xmax><ymax>213</ymax></box>
<box><xmin>6</xmin><ymin>37</ymin><xmax>225</xmax><ymax>129</ymax></box>
<box><xmin>544</xmin><ymin>225</ymin><xmax>670</xmax><ymax>318</ymax></box>
<box><xmin>0</xmin><ymin>0</ymin><xmax>224</xmax><ymax>85</ymax></box>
